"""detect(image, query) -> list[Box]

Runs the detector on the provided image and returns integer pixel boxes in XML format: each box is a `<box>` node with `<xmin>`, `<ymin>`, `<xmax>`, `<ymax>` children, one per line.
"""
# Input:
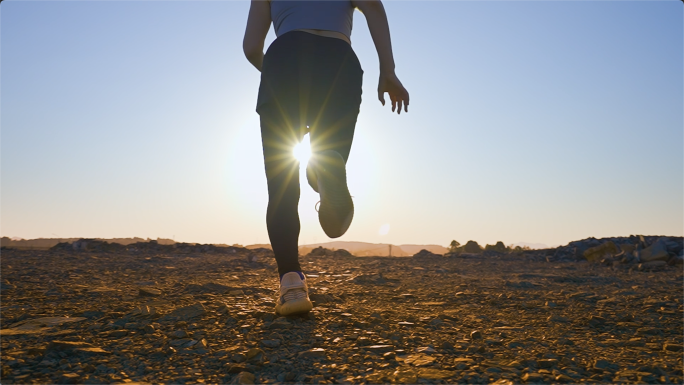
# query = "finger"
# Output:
<box><xmin>392</xmin><ymin>99</ymin><xmax>397</xmax><ymax>112</ymax></box>
<box><xmin>397</xmin><ymin>100</ymin><xmax>403</xmax><ymax>115</ymax></box>
<box><xmin>378</xmin><ymin>91</ymin><xmax>385</xmax><ymax>106</ymax></box>
<box><xmin>404</xmin><ymin>98</ymin><xmax>409</xmax><ymax>113</ymax></box>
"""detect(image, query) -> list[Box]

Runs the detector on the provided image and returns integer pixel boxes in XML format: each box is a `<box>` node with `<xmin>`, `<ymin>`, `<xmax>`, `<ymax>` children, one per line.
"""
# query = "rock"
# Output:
<box><xmin>60</xmin><ymin>373</ymin><xmax>81</xmax><ymax>384</ymax></box>
<box><xmin>404</xmin><ymin>354</ymin><xmax>435</xmax><ymax>366</ymax></box>
<box><xmin>555</xmin><ymin>374</ymin><xmax>573</xmax><ymax>383</ymax></box>
<box><xmin>638</xmin><ymin>261</ymin><xmax>667</xmax><ymax>271</ymax></box>
<box><xmin>522</xmin><ymin>372</ymin><xmax>544</xmax><ymax>382</ymax></box>
<box><xmin>538</xmin><ymin>359</ymin><xmax>557</xmax><ymax>368</ymax></box>
<box><xmin>470</xmin><ymin>330</ymin><xmax>483</xmax><ymax>339</ymax></box>
<box><xmin>365</xmin><ymin>345</ymin><xmax>394</xmax><ymax>353</ymax></box>
<box><xmin>413</xmin><ymin>249</ymin><xmax>441</xmax><ymax>258</ymax></box>
<box><xmin>266</xmin><ymin>319</ymin><xmax>292</xmax><ymax>330</ymax></box>
<box><xmin>232</xmin><ymin>371</ymin><xmax>255</xmax><ymax>385</ymax></box>
<box><xmin>46</xmin><ymin>340</ymin><xmax>110</xmax><ymax>355</ymax></box>
<box><xmin>393</xmin><ymin>368</ymin><xmax>418</xmax><ymax>383</ymax></box>
<box><xmin>547</xmin><ymin>315</ymin><xmax>570</xmax><ymax>323</ymax></box>
<box><xmin>226</xmin><ymin>364</ymin><xmax>247</xmax><ymax>374</ymax></box>
<box><xmin>594</xmin><ymin>359</ymin><xmax>619</xmax><ymax>371</ymax></box>
<box><xmin>639</xmin><ymin>239</ymin><xmax>671</xmax><ymax>262</ymax></box>
<box><xmin>260</xmin><ymin>339</ymin><xmax>280</xmax><ymax>348</ymax></box>
<box><xmin>245</xmin><ymin>348</ymin><xmax>264</xmax><ymax>361</ymax></box>
<box><xmin>664</xmin><ymin>343</ymin><xmax>683</xmax><ymax>352</ymax></box>
<box><xmin>0</xmin><ymin>316</ymin><xmax>87</xmax><ymax>335</ymax></box>
<box><xmin>138</xmin><ymin>287</ymin><xmax>162</xmax><ymax>297</ymax></box>
<box><xmin>160</xmin><ymin>303</ymin><xmax>206</xmax><ymax>321</ymax></box>
<box><xmin>417</xmin><ymin>368</ymin><xmax>455</xmax><ymax>380</ymax></box>
<box><xmin>415</xmin><ymin>346</ymin><xmax>437</xmax><ymax>354</ymax></box>
<box><xmin>583</xmin><ymin>241</ymin><xmax>618</xmax><ymax>263</ymax></box>
<box><xmin>298</xmin><ymin>348</ymin><xmax>326</xmax><ymax>359</ymax></box>
<box><xmin>169</xmin><ymin>330</ymin><xmax>189</xmax><ymax>339</ymax></box>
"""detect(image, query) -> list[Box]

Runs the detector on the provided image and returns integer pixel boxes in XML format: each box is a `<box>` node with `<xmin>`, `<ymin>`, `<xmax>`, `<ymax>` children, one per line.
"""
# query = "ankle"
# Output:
<box><xmin>280</xmin><ymin>271</ymin><xmax>305</xmax><ymax>282</ymax></box>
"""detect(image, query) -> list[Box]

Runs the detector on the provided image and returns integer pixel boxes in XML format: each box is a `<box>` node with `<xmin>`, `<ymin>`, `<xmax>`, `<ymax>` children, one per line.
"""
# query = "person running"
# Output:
<box><xmin>243</xmin><ymin>0</ymin><xmax>409</xmax><ymax>315</ymax></box>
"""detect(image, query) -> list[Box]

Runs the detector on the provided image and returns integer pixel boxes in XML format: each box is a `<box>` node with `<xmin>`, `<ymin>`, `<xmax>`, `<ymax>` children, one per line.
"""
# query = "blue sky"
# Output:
<box><xmin>2</xmin><ymin>0</ymin><xmax>682</xmax><ymax>247</ymax></box>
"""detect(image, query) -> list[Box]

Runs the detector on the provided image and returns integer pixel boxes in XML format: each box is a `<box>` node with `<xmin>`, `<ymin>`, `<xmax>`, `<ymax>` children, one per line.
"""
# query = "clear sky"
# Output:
<box><xmin>2</xmin><ymin>0</ymin><xmax>682</xmax><ymax>248</ymax></box>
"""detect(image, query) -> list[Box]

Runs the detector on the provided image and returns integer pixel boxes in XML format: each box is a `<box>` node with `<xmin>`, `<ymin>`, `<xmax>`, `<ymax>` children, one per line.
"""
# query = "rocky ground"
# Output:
<box><xmin>1</xmin><ymin>237</ymin><xmax>683</xmax><ymax>384</ymax></box>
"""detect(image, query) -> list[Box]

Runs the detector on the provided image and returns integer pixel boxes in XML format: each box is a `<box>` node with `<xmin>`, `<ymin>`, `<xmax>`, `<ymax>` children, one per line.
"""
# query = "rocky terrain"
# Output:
<box><xmin>1</xmin><ymin>236</ymin><xmax>682</xmax><ymax>384</ymax></box>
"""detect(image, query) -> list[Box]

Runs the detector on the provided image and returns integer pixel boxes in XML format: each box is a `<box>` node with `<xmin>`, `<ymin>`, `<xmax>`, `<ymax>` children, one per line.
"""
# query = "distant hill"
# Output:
<box><xmin>1</xmin><ymin>237</ymin><xmax>175</xmax><ymax>250</ymax></box>
<box><xmin>292</xmin><ymin>241</ymin><xmax>447</xmax><ymax>257</ymax></box>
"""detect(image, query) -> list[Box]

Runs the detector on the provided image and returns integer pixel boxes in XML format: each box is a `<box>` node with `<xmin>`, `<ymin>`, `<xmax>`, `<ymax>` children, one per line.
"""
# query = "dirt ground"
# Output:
<box><xmin>1</xmin><ymin>246</ymin><xmax>682</xmax><ymax>384</ymax></box>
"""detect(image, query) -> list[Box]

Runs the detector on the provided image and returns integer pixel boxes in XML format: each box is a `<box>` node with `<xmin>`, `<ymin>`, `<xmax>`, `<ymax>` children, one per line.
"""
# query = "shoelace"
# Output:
<box><xmin>282</xmin><ymin>288</ymin><xmax>308</xmax><ymax>302</ymax></box>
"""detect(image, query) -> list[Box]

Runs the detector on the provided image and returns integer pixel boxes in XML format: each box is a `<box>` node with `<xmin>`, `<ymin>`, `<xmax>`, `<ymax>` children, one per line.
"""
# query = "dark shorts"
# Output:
<box><xmin>256</xmin><ymin>30</ymin><xmax>363</xmax><ymax>133</ymax></box>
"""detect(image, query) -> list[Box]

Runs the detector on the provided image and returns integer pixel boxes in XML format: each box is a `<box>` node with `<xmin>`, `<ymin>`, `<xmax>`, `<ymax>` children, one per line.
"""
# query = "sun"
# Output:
<box><xmin>293</xmin><ymin>133</ymin><xmax>312</xmax><ymax>164</ymax></box>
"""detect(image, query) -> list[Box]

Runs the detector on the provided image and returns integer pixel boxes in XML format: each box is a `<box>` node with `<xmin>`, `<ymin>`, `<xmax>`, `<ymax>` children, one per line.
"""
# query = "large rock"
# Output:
<box><xmin>639</xmin><ymin>238</ymin><xmax>670</xmax><ymax>262</ymax></box>
<box><xmin>413</xmin><ymin>249</ymin><xmax>441</xmax><ymax>258</ymax></box>
<box><xmin>583</xmin><ymin>241</ymin><xmax>618</xmax><ymax>263</ymax></box>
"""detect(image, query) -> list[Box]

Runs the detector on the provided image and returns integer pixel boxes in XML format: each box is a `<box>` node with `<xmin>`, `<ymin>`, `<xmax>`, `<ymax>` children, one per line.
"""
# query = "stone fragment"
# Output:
<box><xmin>393</xmin><ymin>368</ymin><xmax>418</xmax><ymax>383</ymax></box>
<box><xmin>226</xmin><ymin>363</ymin><xmax>247</xmax><ymax>374</ymax></box>
<box><xmin>404</xmin><ymin>354</ymin><xmax>435</xmax><ymax>367</ymax></box>
<box><xmin>547</xmin><ymin>315</ymin><xmax>569</xmax><ymax>323</ymax></box>
<box><xmin>60</xmin><ymin>373</ymin><xmax>81</xmax><ymax>384</ymax></box>
<box><xmin>664</xmin><ymin>343</ymin><xmax>683</xmax><ymax>352</ymax></box>
<box><xmin>522</xmin><ymin>372</ymin><xmax>544</xmax><ymax>382</ymax></box>
<box><xmin>298</xmin><ymin>348</ymin><xmax>326</xmax><ymax>358</ymax></box>
<box><xmin>417</xmin><ymin>368</ymin><xmax>455</xmax><ymax>380</ymax></box>
<box><xmin>261</xmin><ymin>339</ymin><xmax>280</xmax><ymax>348</ymax></box>
<box><xmin>138</xmin><ymin>287</ymin><xmax>162</xmax><ymax>297</ymax></box>
<box><xmin>584</xmin><ymin>241</ymin><xmax>618</xmax><ymax>262</ymax></box>
<box><xmin>46</xmin><ymin>340</ymin><xmax>110</xmax><ymax>355</ymax></box>
<box><xmin>416</xmin><ymin>346</ymin><xmax>436</xmax><ymax>354</ymax></box>
<box><xmin>639</xmin><ymin>239</ymin><xmax>670</xmax><ymax>262</ymax></box>
<box><xmin>470</xmin><ymin>330</ymin><xmax>483</xmax><ymax>339</ymax></box>
<box><xmin>538</xmin><ymin>359</ymin><xmax>557</xmax><ymax>368</ymax></box>
<box><xmin>169</xmin><ymin>330</ymin><xmax>189</xmax><ymax>339</ymax></box>
<box><xmin>245</xmin><ymin>348</ymin><xmax>264</xmax><ymax>361</ymax></box>
<box><xmin>232</xmin><ymin>371</ymin><xmax>255</xmax><ymax>385</ymax></box>
<box><xmin>1</xmin><ymin>317</ymin><xmax>87</xmax><ymax>335</ymax></box>
<box><xmin>365</xmin><ymin>345</ymin><xmax>393</xmax><ymax>353</ymax></box>
<box><xmin>594</xmin><ymin>359</ymin><xmax>618</xmax><ymax>371</ymax></box>
<box><xmin>160</xmin><ymin>303</ymin><xmax>206</xmax><ymax>321</ymax></box>
<box><xmin>266</xmin><ymin>319</ymin><xmax>292</xmax><ymax>329</ymax></box>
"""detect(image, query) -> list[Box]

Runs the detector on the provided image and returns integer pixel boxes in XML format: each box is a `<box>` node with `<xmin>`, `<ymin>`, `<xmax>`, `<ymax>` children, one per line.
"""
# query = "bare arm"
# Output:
<box><xmin>353</xmin><ymin>0</ymin><xmax>409</xmax><ymax>114</ymax></box>
<box><xmin>243</xmin><ymin>0</ymin><xmax>271</xmax><ymax>72</ymax></box>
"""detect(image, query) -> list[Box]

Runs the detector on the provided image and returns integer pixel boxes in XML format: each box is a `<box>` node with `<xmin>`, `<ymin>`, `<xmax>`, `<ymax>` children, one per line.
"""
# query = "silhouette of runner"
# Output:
<box><xmin>244</xmin><ymin>0</ymin><xmax>409</xmax><ymax>315</ymax></box>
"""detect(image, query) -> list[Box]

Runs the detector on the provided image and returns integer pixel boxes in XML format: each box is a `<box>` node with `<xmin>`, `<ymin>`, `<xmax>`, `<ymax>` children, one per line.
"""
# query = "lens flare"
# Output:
<box><xmin>293</xmin><ymin>133</ymin><xmax>312</xmax><ymax>164</ymax></box>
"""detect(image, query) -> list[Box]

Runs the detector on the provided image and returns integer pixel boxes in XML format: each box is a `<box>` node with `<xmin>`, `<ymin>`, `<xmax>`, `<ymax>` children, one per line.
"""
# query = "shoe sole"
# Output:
<box><xmin>275</xmin><ymin>297</ymin><xmax>313</xmax><ymax>316</ymax></box>
<box><xmin>316</xmin><ymin>150</ymin><xmax>354</xmax><ymax>238</ymax></box>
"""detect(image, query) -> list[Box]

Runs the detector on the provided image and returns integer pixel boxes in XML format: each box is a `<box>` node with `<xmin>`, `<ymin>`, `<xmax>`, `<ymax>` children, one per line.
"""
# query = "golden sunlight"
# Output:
<box><xmin>293</xmin><ymin>133</ymin><xmax>312</xmax><ymax>164</ymax></box>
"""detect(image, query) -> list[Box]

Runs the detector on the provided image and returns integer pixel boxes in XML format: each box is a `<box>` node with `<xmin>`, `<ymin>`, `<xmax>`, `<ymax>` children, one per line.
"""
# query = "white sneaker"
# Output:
<box><xmin>275</xmin><ymin>272</ymin><xmax>313</xmax><ymax>316</ymax></box>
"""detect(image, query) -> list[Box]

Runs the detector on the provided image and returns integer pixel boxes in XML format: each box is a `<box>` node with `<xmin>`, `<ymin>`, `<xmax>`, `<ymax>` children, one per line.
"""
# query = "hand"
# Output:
<box><xmin>378</xmin><ymin>71</ymin><xmax>409</xmax><ymax>114</ymax></box>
